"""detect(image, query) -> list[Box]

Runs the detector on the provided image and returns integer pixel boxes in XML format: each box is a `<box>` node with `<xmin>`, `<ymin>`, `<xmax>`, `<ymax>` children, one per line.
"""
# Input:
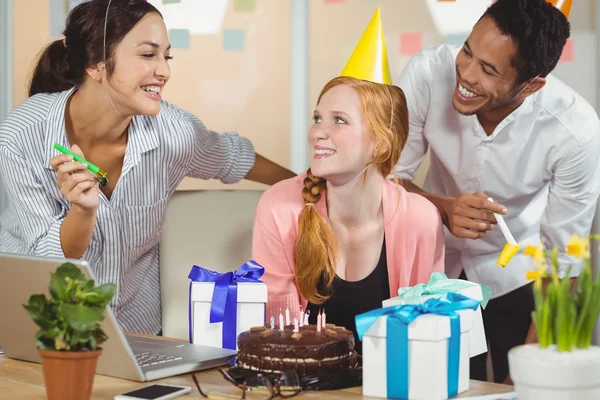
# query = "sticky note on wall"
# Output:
<box><xmin>400</xmin><ymin>32</ymin><xmax>422</xmax><ymax>56</ymax></box>
<box><xmin>234</xmin><ymin>0</ymin><xmax>256</xmax><ymax>12</ymax></box>
<box><xmin>223</xmin><ymin>29</ymin><xmax>246</xmax><ymax>52</ymax></box>
<box><xmin>560</xmin><ymin>38</ymin><xmax>574</xmax><ymax>62</ymax></box>
<box><xmin>447</xmin><ymin>34</ymin><xmax>468</xmax><ymax>46</ymax></box>
<box><xmin>169</xmin><ymin>29</ymin><xmax>190</xmax><ymax>49</ymax></box>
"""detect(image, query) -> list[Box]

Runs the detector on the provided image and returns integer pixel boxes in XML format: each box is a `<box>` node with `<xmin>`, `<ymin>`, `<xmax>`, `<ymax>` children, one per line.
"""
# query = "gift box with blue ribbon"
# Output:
<box><xmin>382</xmin><ymin>272</ymin><xmax>491</xmax><ymax>357</ymax></box>
<box><xmin>188</xmin><ymin>260</ymin><xmax>267</xmax><ymax>350</ymax></box>
<box><xmin>357</xmin><ymin>292</ymin><xmax>480</xmax><ymax>400</ymax></box>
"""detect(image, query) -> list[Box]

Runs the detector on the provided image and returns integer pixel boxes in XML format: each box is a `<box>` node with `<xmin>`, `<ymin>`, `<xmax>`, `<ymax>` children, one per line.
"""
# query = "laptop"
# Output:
<box><xmin>0</xmin><ymin>252</ymin><xmax>238</xmax><ymax>381</ymax></box>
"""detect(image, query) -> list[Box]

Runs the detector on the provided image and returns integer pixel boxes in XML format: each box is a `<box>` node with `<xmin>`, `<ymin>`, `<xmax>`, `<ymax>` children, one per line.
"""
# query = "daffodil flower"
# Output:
<box><xmin>524</xmin><ymin>244</ymin><xmax>547</xmax><ymax>267</ymax></box>
<box><xmin>566</xmin><ymin>233</ymin><xmax>590</xmax><ymax>259</ymax></box>
<box><xmin>523</xmin><ymin>244</ymin><xmax>548</xmax><ymax>281</ymax></box>
<box><xmin>522</xmin><ymin>234</ymin><xmax>600</xmax><ymax>352</ymax></box>
<box><xmin>525</xmin><ymin>263</ymin><xmax>547</xmax><ymax>281</ymax></box>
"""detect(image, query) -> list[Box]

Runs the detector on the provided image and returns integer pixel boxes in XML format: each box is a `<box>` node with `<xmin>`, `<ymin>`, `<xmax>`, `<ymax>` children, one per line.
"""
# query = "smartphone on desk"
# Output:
<box><xmin>114</xmin><ymin>384</ymin><xmax>191</xmax><ymax>400</ymax></box>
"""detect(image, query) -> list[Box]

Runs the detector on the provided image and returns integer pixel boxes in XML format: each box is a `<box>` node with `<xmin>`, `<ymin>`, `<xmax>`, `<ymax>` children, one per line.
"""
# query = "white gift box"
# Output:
<box><xmin>189</xmin><ymin>281</ymin><xmax>267</xmax><ymax>350</ymax></box>
<box><xmin>363</xmin><ymin>308</ymin><xmax>474</xmax><ymax>400</ymax></box>
<box><xmin>382</xmin><ymin>285</ymin><xmax>487</xmax><ymax>357</ymax></box>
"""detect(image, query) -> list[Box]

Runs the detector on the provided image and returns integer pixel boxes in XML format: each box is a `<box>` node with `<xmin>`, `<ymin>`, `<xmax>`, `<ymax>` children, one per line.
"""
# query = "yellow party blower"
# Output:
<box><xmin>488</xmin><ymin>197</ymin><xmax>520</xmax><ymax>267</ymax></box>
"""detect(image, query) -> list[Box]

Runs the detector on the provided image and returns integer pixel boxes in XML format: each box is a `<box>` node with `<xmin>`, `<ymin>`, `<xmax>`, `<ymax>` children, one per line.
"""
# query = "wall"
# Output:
<box><xmin>14</xmin><ymin>0</ymin><xmax>598</xmax><ymax>189</ymax></box>
<box><xmin>306</xmin><ymin>0</ymin><xmax>598</xmax><ymax>186</ymax></box>
<box><xmin>13</xmin><ymin>0</ymin><xmax>291</xmax><ymax>191</ymax></box>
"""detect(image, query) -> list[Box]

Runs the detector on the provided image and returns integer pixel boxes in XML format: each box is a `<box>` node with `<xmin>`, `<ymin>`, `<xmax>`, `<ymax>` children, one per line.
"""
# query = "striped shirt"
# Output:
<box><xmin>0</xmin><ymin>88</ymin><xmax>255</xmax><ymax>335</ymax></box>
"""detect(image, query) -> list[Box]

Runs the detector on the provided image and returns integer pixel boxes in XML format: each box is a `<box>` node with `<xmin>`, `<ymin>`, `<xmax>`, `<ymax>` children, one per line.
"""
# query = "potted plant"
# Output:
<box><xmin>508</xmin><ymin>233</ymin><xmax>600</xmax><ymax>400</ymax></box>
<box><xmin>23</xmin><ymin>262</ymin><xmax>116</xmax><ymax>400</ymax></box>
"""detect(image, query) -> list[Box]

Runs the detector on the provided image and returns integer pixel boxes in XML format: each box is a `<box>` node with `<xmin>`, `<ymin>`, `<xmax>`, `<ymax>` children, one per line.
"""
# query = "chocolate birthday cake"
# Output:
<box><xmin>236</xmin><ymin>324</ymin><xmax>358</xmax><ymax>374</ymax></box>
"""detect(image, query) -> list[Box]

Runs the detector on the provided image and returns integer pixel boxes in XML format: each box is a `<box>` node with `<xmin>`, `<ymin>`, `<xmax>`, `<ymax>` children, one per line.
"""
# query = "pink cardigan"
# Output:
<box><xmin>252</xmin><ymin>173</ymin><xmax>445</xmax><ymax>315</ymax></box>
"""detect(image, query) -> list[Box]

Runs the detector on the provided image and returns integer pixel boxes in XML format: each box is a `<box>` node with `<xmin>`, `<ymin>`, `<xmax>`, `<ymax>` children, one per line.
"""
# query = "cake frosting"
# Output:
<box><xmin>236</xmin><ymin>323</ymin><xmax>358</xmax><ymax>374</ymax></box>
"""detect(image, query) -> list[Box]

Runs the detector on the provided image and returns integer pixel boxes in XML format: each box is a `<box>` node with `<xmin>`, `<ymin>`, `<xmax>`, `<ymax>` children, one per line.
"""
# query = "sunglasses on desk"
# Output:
<box><xmin>192</xmin><ymin>368</ymin><xmax>302</xmax><ymax>400</ymax></box>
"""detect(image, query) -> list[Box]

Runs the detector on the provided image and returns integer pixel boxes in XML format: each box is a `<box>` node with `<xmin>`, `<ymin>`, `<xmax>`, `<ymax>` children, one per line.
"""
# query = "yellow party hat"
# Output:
<box><xmin>340</xmin><ymin>7</ymin><xmax>392</xmax><ymax>85</ymax></box>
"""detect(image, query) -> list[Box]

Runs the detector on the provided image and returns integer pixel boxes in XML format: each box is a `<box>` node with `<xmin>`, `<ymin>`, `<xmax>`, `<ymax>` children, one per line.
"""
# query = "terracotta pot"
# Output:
<box><xmin>508</xmin><ymin>344</ymin><xmax>600</xmax><ymax>400</ymax></box>
<box><xmin>37</xmin><ymin>348</ymin><xmax>102</xmax><ymax>400</ymax></box>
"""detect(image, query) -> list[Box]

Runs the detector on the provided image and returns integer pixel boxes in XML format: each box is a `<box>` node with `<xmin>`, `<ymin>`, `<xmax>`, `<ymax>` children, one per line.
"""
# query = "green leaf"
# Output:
<box><xmin>555</xmin><ymin>275</ymin><xmax>575</xmax><ymax>351</ymax></box>
<box><xmin>23</xmin><ymin>294</ymin><xmax>48</xmax><ymax>318</ymax></box>
<box><xmin>95</xmin><ymin>283</ymin><xmax>116</xmax><ymax>304</ymax></box>
<box><xmin>540</xmin><ymin>300</ymin><xmax>550</xmax><ymax>348</ymax></box>
<box><xmin>34</xmin><ymin>330</ymin><xmax>56</xmax><ymax>350</ymax></box>
<box><xmin>82</xmin><ymin>279</ymin><xmax>95</xmax><ymax>292</ymax></box>
<box><xmin>579</xmin><ymin>279</ymin><xmax>600</xmax><ymax>348</ymax></box>
<box><xmin>546</xmin><ymin>283</ymin><xmax>557</xmax><ymax>346</ymax></box>
<box><xmin>69</xmin><ymin>330</ymin><xmax>93</xmax><ymax>351</ymax></box>
<box><xmin>38</xmin><ymin>327</ymin><xmax>60</xmax><ymax>340</ymax></box>
<box><xmin>23</xmin><ymin>295</ymin><xmax>57</xmax><ymax>330</ymax></box>
<box><xmin>35</xmin><ymin>337</ymin><xmax>53</xmax><ymax>350</ymax></box>
<box><xmin>60</xmin><ymin>303</ymin><xmax>104</xmax><ymax>332</ymax></box>
<box><xmin>82</xmin><ymin>283</ymin><xmax>115</xmax><ymax>308</ymax></box>
<box><xmin>574</xmin><ymin>265</ymin><xmax>593</xmax><ymax>347</ymax></box>
<box><xmin>55</xmin><ymin>262</ymin><xmax>85</xmax><ymax>282</ymax></box>
<box><xmin>49</xmin><ymin>273</ymin><xmax>70</xmax><ymax>301</ymax></box>
<box><xmin>531</xmin><ymin>310</ymin><xmax>539</xmax><ymax>332</ymax></box>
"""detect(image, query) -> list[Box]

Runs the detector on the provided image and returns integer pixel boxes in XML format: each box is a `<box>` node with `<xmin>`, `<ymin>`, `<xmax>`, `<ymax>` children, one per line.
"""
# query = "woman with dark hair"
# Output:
<box><xmin>0</xmin><ymin>0</ymin><xmax>294</xmax><ymax>335</ymax></box>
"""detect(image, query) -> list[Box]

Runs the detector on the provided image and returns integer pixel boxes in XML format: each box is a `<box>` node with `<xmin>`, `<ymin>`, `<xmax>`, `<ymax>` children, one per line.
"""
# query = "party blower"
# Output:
<box><xmin>488</xmin><ymin>197</ymin><xmax>520</xmax><ymax>267</ymax></box>
<box><xmin>53</xmin><ymin>143</ymin><xmax>109</xmax><ymax>187</ymax></box>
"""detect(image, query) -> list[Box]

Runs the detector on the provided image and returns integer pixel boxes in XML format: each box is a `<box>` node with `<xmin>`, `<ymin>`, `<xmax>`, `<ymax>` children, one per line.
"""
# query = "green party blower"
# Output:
<box><xmin>53</xmin><ymin>143</ymin><xmax>109</xmax><ymax>187</ymax></box>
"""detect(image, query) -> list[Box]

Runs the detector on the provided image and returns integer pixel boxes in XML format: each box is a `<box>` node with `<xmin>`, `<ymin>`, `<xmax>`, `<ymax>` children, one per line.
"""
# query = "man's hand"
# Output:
<box><xmin>443</xmin><ymin>192</ymin><xmax>508</xmax><ymax>239</ymax></box>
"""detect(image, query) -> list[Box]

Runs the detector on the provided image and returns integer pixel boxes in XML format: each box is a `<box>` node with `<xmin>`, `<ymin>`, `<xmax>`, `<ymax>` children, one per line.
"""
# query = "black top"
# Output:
<box><xmin>306</xmin><ymin>236</ymin><xmax>390</xmax><ymax>355</ymax></box>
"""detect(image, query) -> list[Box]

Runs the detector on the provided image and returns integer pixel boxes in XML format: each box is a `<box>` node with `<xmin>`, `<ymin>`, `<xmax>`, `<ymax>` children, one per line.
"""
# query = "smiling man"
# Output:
<box><xmin>394</xmin><ymin>0</ymin><xmax>600</xmax><ymax>383</ymax></box>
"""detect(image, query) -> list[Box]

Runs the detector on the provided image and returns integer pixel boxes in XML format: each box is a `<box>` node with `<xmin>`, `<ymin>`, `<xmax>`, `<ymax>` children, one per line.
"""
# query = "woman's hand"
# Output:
<box><xmin>50</xmin><ymin>144</ymin><xmax>99</xmax><ymax>213</ymax></box>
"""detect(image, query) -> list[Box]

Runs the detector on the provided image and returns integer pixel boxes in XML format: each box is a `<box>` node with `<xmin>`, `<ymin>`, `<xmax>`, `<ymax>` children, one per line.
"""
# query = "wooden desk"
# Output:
<box><xmin>0</xmin><ymin>354</ymin><xmax>513</xmax><ymax>399</ymax></box>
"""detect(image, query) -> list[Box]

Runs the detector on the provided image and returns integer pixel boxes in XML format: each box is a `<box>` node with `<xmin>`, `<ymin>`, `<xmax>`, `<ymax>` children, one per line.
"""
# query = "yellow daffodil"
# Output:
<box><xmin>523</xmin><ymin>244</ymin><xmax>548</xmax><ymax>282</ymax></box>
<box><xmin>526</xmin><ymin>266</ymin><xmax>546</xmax><ymax>281</ymax></box>
<box><xmin>566</xmin><ymin>233</ymin><xmax>590</xmax><ymax>259</ymax></box>
<box><xmin>524</xmin><ymin>245</ymin><xmax>547</xmax><ymax>267</ymax></box>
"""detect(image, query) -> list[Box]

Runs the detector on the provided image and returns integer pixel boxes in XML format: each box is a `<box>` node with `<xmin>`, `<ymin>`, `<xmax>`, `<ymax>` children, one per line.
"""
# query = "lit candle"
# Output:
<box><xmin>278</xmin><ymin>310</ymin><xmax>284</xmax><ymax>331</ymax></box>
<box><xmin>270</xmin><ymin>315</ymin><xmax>275</xmax><ymax>330</ymax></box>
<box><xmin>321</xmin><ymin>309</ymin><xmax>326</xmax><ymax>329</ymax></box>
<box><xmin>317</xmin><ymin>311</ymin><xmax>322</xmax><ymax>332</ymax></box>
<box><xmin>285</xmin><ymin>305</ymin><xmax>290</xmax><ymax>326</ymax></box>
<box><xmin>299</xmin><ymin>304</ymin><xmax>304</xmax><ymax>327</ymax></box>
<box><xmin>293</xmin><ymin>318</ymin><xmax>299</xmax><ymax>332</ymax></box>
<box><xmin>304</xmin><ymin>310</ymin><xmax>310</xmax><ymax>326</ymax></box>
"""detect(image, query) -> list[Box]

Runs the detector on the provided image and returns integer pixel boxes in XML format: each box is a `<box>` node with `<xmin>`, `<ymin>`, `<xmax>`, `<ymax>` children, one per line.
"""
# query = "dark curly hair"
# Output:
<box><xmin>482</xmin><ymin>0</ymin><xmax>570</xmax><ymax>84</ymax></box>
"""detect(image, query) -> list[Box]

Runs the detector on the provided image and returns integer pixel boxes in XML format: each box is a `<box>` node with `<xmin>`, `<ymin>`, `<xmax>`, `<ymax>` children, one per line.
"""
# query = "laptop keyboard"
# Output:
<box><xmin>135</xmin><ymin>352</ymin><xmax>183</xmax><ymax>367</ymax></box>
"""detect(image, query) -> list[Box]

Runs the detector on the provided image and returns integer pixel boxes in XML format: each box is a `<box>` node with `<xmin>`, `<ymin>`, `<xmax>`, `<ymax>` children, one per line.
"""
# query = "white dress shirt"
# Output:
<box><xmin>0</xmin><ymin>88</ymin><xmax>255</xmax><ymax>334</ymax></box>
<box><xmin>395</xmin><ymin>44</ymin><xmax>600</xmax><ymax>298</ymax></box>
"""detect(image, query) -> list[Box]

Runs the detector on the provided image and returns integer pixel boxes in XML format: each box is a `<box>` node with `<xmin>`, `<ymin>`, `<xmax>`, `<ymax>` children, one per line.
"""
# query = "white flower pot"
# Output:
<box><xmin>508</xmin><ymin>344</ymin><xmax>600</xmax><ymax>400</ymax></box>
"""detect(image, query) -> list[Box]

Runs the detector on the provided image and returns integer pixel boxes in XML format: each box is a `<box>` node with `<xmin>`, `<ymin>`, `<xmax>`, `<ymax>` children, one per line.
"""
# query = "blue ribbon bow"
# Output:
<box><xmin>355</xmin><ymin>292</ymin><xmax>480</xmax><ymax>399</ymax></box>
<box><xmin>188</xmin><ymin>260</ymin><xmax>264</xmax><ymax>349</ymax></box>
